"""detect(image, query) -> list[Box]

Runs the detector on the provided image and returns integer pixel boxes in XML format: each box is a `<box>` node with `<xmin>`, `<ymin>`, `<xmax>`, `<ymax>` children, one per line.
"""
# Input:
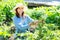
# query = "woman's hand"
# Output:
<box><xmin>29</xmin><ymin>20</ymin><xmax>39</xmax><ymax>26</ymax></box>
<box><xmin>28</xmin><ymin>20</ymin><xmax>39</xmax><ymax>29</ymax></box>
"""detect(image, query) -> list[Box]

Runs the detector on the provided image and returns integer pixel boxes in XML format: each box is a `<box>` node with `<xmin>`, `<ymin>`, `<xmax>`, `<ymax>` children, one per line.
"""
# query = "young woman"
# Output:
<box><xmin>12</xmin><ymin>3</ymin><xmax>35</xmax><ymax>33</ymax></box>
<box><xmin>9</xmin><ymin>3</ymin><xmax>39</xmax><ymax>40</ymax></box>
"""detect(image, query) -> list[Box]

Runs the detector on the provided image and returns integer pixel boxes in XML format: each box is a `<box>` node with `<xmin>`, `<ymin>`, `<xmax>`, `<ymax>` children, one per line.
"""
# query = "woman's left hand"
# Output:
<box><xmin>29</xmin><ymin>20</ymin><xmax>39</xmax><ymax>26</ymax></box>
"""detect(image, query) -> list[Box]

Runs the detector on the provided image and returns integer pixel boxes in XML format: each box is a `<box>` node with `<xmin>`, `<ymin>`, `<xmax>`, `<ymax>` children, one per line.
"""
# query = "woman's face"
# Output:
<box><xmin>17</xmin><ymin>7</ymin><xmax>24</xmax><ymax>16</ymax></box>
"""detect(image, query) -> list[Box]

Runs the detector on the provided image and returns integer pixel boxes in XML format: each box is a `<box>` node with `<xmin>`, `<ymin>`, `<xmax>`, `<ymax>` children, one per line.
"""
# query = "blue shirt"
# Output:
<box><xmin>12</xmin><ymin>15</ymin><xmax>34</xmax><ymax>33</ymax></box>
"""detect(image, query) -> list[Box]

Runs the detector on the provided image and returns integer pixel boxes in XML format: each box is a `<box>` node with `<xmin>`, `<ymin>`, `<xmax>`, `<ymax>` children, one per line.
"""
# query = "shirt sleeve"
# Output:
<box><xmin>19</xmin><ymin>23</ymin><xmax>29</xmax><ymax>28</ymax></box>
<box><xmin>27</xmin><ymin>15</ymin><xmax>34</xmax><ymax>23</ymax></box>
